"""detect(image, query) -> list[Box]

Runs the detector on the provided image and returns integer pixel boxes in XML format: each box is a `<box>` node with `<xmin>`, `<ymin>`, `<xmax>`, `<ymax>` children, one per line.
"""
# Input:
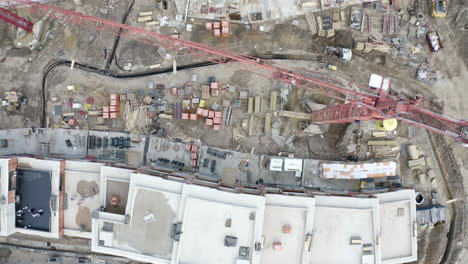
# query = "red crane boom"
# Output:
<box><xmin>5</xmin><ymin>0</ymin><xmax>468</xmax><ymax>144</ymax></box>
<box><xmin>0</xmin><ymin>6</ymin><xmax>33</xmax><ymax>31</ymax></box>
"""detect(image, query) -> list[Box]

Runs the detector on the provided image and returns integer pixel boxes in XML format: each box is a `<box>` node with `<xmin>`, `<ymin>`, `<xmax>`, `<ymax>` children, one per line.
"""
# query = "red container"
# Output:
<box><xmin>213</xmin><ymin>22</ymin><xmax>221</xmax><ymax>29</ymax></box>
<box><xmin>110</xmin><ymin>112</ymin><xmax>120</xmax><ymax>118</ymax></box>
<box><xmin>213</xmin><ymin>124</ymin><xmax>221</xmax><ymax>131</ymax></box>
<box><xmin>206</xmin><ymin>118</ymin><xmax>213</xmax><ymax>126</ymax></box>
<box><xmin>211</xmin><ymin>89</ymin><xmax>219</xmax><ymax>97</ymax></box>
<box><xmin>202</xmin><ymin>109</ymin><xmax>209</xmax><ymax>117</ymax></box>
<box><xmin>110</xmin><ymin>99</ymin><xmax>119</xmax><ymax>106</ymax></box>
<box><xmin>191</xmin><ymin>160</ymin><xmax>197</xmax><ymax>168</ymax></box>
<box><xmin>103</xmin><ymin>106</ymin><xmax>109</xmax><ymax>113</ymax></box>
<box><xmin>214</xmin><ymin>28</ymin><xmax>221</xmax><ymax>37</ymax></box>
<box><xmin>182</xmin><ymin>113</ymin><xmax>189</xmax><ymax>120</ymax></box>
<box><xmin>191</xmin><ymin>153</ymin><xmax>197</xmax><ymax>160</ymax></box>
<box><xmin>205</xmin><ymin>22</ymin><xmax>213</xmax><ymax>30</ymax></box>
<box><xmin>103</xmin><ymin>112</ymin><xmax>110</xmax><ymax>119</ymax></box>
<box><xmin>221</xmin><ymin>21</ymin><xmax>229</xmax><ymax>28</ymax></box>
<box><xmin>208</xmin><ymin>111</ymin><xmax>215</xmax><ymax>118</ymax></box>
<box><xmin>215</xmin><ymin>111</ymin><xmax>223</xmax><ymax>118</ymax></box>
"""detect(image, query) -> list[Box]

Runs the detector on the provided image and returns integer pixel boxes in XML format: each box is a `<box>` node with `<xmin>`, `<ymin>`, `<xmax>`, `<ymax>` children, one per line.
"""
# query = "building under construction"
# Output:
<box><xmin>0</xmin><ymin>0</ymin><xmax>467</xmax><ymax>263</ymax></box>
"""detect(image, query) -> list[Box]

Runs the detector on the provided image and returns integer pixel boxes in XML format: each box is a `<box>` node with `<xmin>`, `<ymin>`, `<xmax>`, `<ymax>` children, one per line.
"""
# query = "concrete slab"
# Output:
<box><xmin>311</xmin><ymin>207</ymin><xmax>375</xmax><ymax>264</ymax></box>
<box><xmin>375</xmin><ymin>190</ymin><xmax>417</xmax><ymax>264</ymax></box>
<box><xmin>261</xmin><ymin>206</ymin><xmax>307</xmax><ymax>264</ymax></box>
<box><xmin>64</xmin><ymin>161</ymin><xmax>103</xmax><ymax>235</ymax></box>
<box><xmin>112</xmin><ymin>188</ymin><xmax>178</xmax><ymax>259</ymax></box>
<box><xmin>177</xmin><ymin>197</ymin><xmax>257</xmax><ymax>264</ymax></box>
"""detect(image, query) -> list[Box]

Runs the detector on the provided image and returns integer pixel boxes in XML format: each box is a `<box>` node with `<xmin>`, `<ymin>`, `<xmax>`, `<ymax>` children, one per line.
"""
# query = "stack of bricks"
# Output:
<box><xmin>210</xmin><ymin>82</ymin><xmax>219</xmax><ymax>97</ymax></box>
<box><xmin>221</xmin><ymin>21</ymin><xmax>229</xmax><ymax>37</ymax></box>
<box><xmin>206</xmin><ymin>21</ymin><xmax>229</xmax><ymax>37</ymax></box>
<box><xmin>109</xmin><ymin>94</ymin><xmax>121</xmax><ymax>119</ymax></box>
<box><xmin>197</xmin><ymin>107</ymin><xmax>223</xmax><ymax>131</ymax></box>
<box><xmin>185</xmin><ymin>144</ymin><xmax>199</xmax><ymax>168</ymax></box>
<box><xmin>103</xmin><ymin>106</ymin><xmax>110</xmax><ymax>119</ymax></box>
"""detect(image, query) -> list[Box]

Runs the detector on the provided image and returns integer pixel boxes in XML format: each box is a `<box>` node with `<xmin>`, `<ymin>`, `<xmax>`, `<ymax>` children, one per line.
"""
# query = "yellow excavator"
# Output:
<box><xmin>432</xmin><ymin>0</ymin><xmax>447</xmax><ymax>18</ymax></box>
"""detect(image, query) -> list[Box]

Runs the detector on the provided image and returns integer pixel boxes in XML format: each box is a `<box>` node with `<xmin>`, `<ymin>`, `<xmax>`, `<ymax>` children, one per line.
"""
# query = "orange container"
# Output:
<box><xmin>110</xmin><ymin>112</ymin><xmax>120</xmax><ymax>118</ymax></box>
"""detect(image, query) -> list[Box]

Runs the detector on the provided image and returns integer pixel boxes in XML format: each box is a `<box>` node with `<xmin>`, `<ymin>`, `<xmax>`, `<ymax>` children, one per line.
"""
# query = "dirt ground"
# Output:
<box><xmin>0</xmin><ymin>0</ymin><xmax>468</xmax><ymax>263</ymax></box>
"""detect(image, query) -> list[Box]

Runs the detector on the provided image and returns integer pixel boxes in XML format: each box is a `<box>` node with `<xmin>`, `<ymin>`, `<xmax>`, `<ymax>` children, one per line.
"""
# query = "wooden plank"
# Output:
<box><xmin>270</xmin><ymin>91</ymin><xmax>277</xmax><ymax>111</ymax></box>
<box><xmin>265</xmin><ymin>113</ymin><xmax>272</xmax><ymax>135</ymax></box>
<box><xmin>255</xmin><ymin>96</ymin><xmax>261</xmax><ymax>113</ymax></box>
<box><xmin>248</xmin><ymin>115</ymin><xmax>255</xmax><ymax>136</ymax></box>
<box><xmin>305</xmin><ymin>13</ymin><xmax>318</xmax><ymax>35</ymax></box>
<box><xmin>367</xmin><ymin>140</ymin><xmax>399</xmax><ymax>146</ymax></box>
<box><xmin>279</xmin><ymin>110</ymin><xmax>311</xmax><ymax>120</ymax></box>
<box><xmin>248</xmin><ymin>97</ymin><xmax>254</xmax><ymax>114</ymax></box>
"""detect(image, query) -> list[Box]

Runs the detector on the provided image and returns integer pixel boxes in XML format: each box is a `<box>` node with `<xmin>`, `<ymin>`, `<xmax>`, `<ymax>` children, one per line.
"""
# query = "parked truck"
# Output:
<box><xmin>325</xmin><ymin>46</ymin><xmax>353</xmax><ymax>61</ymax></box>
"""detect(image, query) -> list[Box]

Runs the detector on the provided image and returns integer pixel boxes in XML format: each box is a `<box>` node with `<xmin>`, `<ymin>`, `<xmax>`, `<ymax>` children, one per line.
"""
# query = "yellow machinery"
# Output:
<box><xmin>432</xmin><ymin>0</ymin><xmax>447</xmax><ymax>18</ymax></box>
<box><xmin>376</xmin><ymin>119</ymin><xmax>398</xmax><ymax>131</ymax></box>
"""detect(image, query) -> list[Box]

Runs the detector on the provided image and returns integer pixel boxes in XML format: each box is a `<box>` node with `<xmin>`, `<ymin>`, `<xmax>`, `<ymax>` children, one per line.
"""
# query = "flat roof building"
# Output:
<box><xmin>0</xmin><ymin>156</ymin><xmax>417</xmax><ymax>264</ymax></box>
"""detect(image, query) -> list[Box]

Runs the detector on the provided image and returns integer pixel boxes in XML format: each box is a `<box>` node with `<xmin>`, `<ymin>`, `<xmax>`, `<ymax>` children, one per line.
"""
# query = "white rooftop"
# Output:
<box><xmin>376</xmin><ymin>189</ymin><xmax>417</xmax><ymax>264</ymax></box>
<box><xmin>310</xmin><ymin>196</ymin><xmax>381</xmax><ymax>264</ymax></box>
<box><xmin>84</xmin><ymin>163</ymin><xmax>417</xmax><ymax>264</ymax></box>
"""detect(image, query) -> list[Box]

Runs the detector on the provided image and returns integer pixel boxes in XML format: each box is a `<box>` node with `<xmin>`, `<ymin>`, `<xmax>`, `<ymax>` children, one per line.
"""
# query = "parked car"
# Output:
<box><xmin>426</xmin><ymin>31</ymin><xmax>443</xmax><ymax>52</ymax></box>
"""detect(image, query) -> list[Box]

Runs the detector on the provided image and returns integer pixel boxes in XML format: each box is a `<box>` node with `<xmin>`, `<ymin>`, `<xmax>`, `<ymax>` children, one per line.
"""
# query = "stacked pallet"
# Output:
<box><xmin>185</xmin><ymin>144</ymin><xmax>199</xmax><ymax>168</ymax></box>
<box><xmin>206</xmin><ymin>21</ymin><xmax>229</xmax><ymax>37</ymax></box>
<box><xmin>321</xmin><ymin>161</ymin><xmax>397</xmax><ymax>179</ymax></box>
<box><xmin>103</xmin><ymin>94</ymin><xmax>121</xmax><ymax>119</ymax></box>
<box><xmin>196</xmin><ymin>107</ymin><xmax>223</xmax><ymax>131</ymax></box>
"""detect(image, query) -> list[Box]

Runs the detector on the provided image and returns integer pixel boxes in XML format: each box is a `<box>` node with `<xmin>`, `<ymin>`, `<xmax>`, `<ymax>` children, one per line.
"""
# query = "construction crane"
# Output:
<box><xmin>3</xmin><ymin>0</ymin><xmax>468</xmax><ymax>144</ymax></box>
<box><xmin>0</xmin><ymin>6</ymin><xmax>33</xmax><ymax>31</ymax></box>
